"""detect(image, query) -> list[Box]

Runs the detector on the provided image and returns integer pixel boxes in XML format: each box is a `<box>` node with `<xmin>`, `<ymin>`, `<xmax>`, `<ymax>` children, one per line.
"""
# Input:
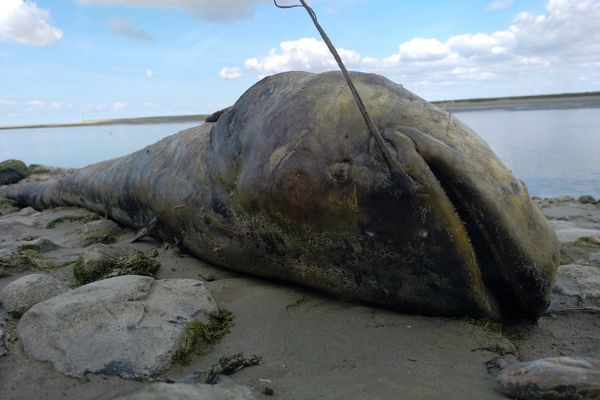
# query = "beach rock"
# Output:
<box><xmin>17</xmin><ymin>275</ymin><xmax>218</xmax><ymax>379</ymax></box>
<box><xmin>73</xmin><ymin>245</ymin><xmax>160</xmax><ymax>284</ymax></box>
<box><xmin>17</xmin><ymin>238</ymin><xmax>58</xmax><ymax>253</ymax></box>
<box><xmin>115</xmin><ymin>382</ymin><xmax>259</xmax><ymax>400</ymax></box>
<box><xmin>557</xmin><ymin>195</ymin><xmax>575</xmax><ymax>203</ymax></box>
<box><xmin>0</xmin><ymin>206</ymin><xmax>18</xmax><ymax>216</ymax></box>
<box><xmin>82</xmin><ymin>218</ymin><xmax>121</xmax><ymax>234</ymax></box>
<box><xmin>81</xmin><ymin>218</ymin><xmax>122</xmax><ymax>246</ymax></box>
<box><xmin>590</xmin><ymin>252</ymin><xmax>600</xmax><ymax>265</ymax></box>
<box><xmin>0</xmin><ymin>251</ymin><xmax>38</xmax><ymax>278</ymax></box>
<box><xmin>578</xmin><ymin>195</ymin><xmax>596</xmax><ymax>204</ymax></box>
<box><xmin>0</xmin><ymin>196</ymin><xmax>17</xmax><ymax>215</ymax></box>
<box><xmin>0</xmin><ymin>159</ymin><xmax>29</xmax><ymax>185</ymax></box>
<box><xmin>497</xmin><ymin>357</ymin><xmax>600</xmax><ymax>400</ymax></box>
<box><xmin>28</xmin><ymin>164</ymin><xmax>53</xmax><ymax>175</ymax></box>
<box><xmin>18</xmin><ymin>207</ymin><xmax>38</xmax><ymax>217</ymax></box>
<box><xmin>552</xmin><ymin>227</ymin><xmax>600</xmax><ymax>243</ymax></box>
<box><xmin>0</xmin><ymin>274</ymin><xmax>69</xmax><ymax>317</ymax></box>
<box><xmin>554</xmin><ymin>264</ymin><xmax>600</xmax><ymax>305</ymax></box>
<box><xmin>80</xmin><ymin>243</ymin><xmax>126</xmax><ymax>260</ymax></box>
<box><xmin>73</xmin><ymin>244</ymin><xmax>126</xmax><ymax>284</ymax></box>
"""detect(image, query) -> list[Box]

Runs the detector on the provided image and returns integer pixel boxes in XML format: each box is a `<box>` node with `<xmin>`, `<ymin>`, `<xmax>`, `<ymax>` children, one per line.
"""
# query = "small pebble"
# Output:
<box><xmin>0</xmin><ymin>328</ymin><xmax>6</xmax><ymax>357</ymax></box>
<box><xmin>262</xmin><ymin>386</ymin><xmax>274</xmax><ymax>396</ymax></box>
<box><xmin>578</xmin><ymin>195</ymin><xmax>596</xmax><ymax>204</ymax></box>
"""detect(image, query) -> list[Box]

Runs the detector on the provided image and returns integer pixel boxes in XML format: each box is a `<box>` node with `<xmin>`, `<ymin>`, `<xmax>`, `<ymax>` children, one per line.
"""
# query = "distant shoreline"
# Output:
<box><xmin>435</xmin><ymin>92</ymin><xmax>600</xmax><ymax>112</ymax></box>
<box><xmin>0</xmin><ymin>114</ymin><xmax>208</xmax><ymax>131</ymax></box>
<box><xmin>2</xmin><ymin>91</ymin><xmax>600</xmax><ymax>130</ymax></box>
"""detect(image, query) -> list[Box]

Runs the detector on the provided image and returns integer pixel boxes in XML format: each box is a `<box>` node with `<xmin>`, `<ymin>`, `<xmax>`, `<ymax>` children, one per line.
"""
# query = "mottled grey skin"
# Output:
<box><xmin>0</xmin><ymin>71</ymin><xmax>559</xmax><ymax>320</ymax></box>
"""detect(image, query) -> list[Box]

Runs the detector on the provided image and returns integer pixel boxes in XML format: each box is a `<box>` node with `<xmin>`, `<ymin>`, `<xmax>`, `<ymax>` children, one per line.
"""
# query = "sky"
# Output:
<box><xmin>1</xmin><ymin>0</ymin><xmax>600</xmax><ymax>125</ymax></box>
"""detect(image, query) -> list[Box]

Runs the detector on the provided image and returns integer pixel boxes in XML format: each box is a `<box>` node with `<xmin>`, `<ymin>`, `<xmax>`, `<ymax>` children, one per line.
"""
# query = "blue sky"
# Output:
<box><xmin>1</xmin><ymin>0</ymin><xmax>599</xmax><ymax>125</ymax></box>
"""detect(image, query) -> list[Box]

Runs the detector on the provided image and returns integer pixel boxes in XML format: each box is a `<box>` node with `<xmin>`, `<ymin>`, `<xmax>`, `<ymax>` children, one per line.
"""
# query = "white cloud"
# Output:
<box><xmin>242</xmin><ymin>0</ymin><xmax>600</xmax><ymax>98</ymax></box>
<box><xmin>219</xmin><ymin>67</ymin><xmax>242</xmax><ymax>80</ymax></box>
<box><xmin>0</xmin><ymin>0</ymin><xmax>63</xmax><ymax>46</ymax></box>
<box><xmin>109</xmin><ymin>17</ymin><xmax>155</xmax><ymax>41</ymax></box>
<box><xmin>113</xmin><ymin>101</ymin><xmax>128</xmax><ymax>110</ymax></box>
<box><xmin>447</xmin><ymin>32</ymin><xmax>514</xmax><ymax>57</ymax></box>
<box><xmin>0</xmin><ymin>99</ymin><xmax>18</xmax><ymax>107</ymax></box>
<box><xmin>83</xmin><ymin>103</ymin><xmax>108</xmax><ymax>111</ymax></box>
<box><xmin>451</xmin><ymin>67</ymin><xmax>497</xmax><ymax>81</ymax></box>
<box><xmin>48</xmin><ymin>101</ymin><xmax>63</xmax><ymax>110</ymax></box>
<box><xmin>398</xmin><ymin>38</ymin><xmax>450</xmax><ymax>62</ymax></box>
<box><xmin>515</xmin><ymin>57</ymin><xmax>551</xmax><ymax>67</ymax></box>
<box><xmin>509</xmin><ymin>0</ymin><xmax>600</xmax><ymax>55</ymax></box>
<box><xmin>244</xmin><ymin>37</ymin><xmax>362</xmax><ymax>75</ymax></box>
<box><xmin>487</xmin><ymin>0</ymin><xmax>513</xmax><ymax>11</ymax></box>
<box><xmin>77</xmin><ymin>0</ymin><xmax>269</xmax><ymax>20</ymax></box>
<box><xmin>0</xmin><ymin>99</ymin><xmax>65</xmax><ymax>112</ymax></box>
<box><xmin>146</xmin><ymin>69</ymin><xmax>153</xmax><ymax>78</ymax></box>
<box><xmin>26</xmin><ymin>100</ymin><xmax>44</xmax><ymax>109</ymax></box>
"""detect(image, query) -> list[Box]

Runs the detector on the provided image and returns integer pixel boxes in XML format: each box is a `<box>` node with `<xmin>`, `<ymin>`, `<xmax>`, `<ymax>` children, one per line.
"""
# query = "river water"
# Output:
<box><xmin>453</xmin><ymin>107</ymin><xmax>600</xmax><ymax>198</ymax></box>
<box><xmin>1</xmin><ymin>106</ymin><xmax>599</xmax><ymax>198</ymax></box>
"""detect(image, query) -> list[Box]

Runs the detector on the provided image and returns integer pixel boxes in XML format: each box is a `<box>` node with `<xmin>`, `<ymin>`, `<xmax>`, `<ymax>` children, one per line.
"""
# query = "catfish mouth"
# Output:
<box><xmin>385</xmin><ymin>126</ymin><xmax>552</xmax><ymax>319</ymax></box>
<box><xmin>423</xmin><ymin>158</ymin><xmax>532</xmax><ymax>318</ymax></box>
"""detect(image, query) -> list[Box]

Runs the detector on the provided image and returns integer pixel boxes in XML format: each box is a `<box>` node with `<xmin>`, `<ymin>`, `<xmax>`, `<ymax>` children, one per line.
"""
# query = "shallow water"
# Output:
<box><xmin>0</xmin><ymin>122</ymin><xmax>200</xmax><ymax>169</ymax></box>
<box><xmin>1</xmin><ymin>107</ymin><xmax>599</xmax><ymax>198</ymax></box>
<box><xmin>453</xmin><ymin>107</ymin><xmax>600</xmax><ymax>198</ymax></box>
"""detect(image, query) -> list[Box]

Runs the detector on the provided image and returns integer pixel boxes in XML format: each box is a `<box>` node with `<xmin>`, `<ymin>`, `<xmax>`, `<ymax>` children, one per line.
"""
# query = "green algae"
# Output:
<box><xmin>0</xmin><ymin>197</ymin><xmax>16</xmax><ymax>209</ymax></box>
<box><xmin>462</xmin><ymin>317</ymin><xmax>503</xmax><ymax>335</ymax></box>
<box><xmin>82</xmin><ymin>230</ymin><xmax>117</xmax><ymax>246</ymax></box>
<box><xmin>172</xmin><ymin>310</ymin><xmax>234</xmax><ymax>366</ymax></box>
<box><xmin>559</xmin><ymin>236</ymin><xmax>600</xmax><ymax>266</ymax></box>
<box><xmin>46</xmin><ymin>214</ymin><xmax>101</xmax><ymax>229</ymax></box>
<box><xmin>73</xmin><ymin>250</ymin><xmax>160</xmax><ymax>285</ymax></box>
<box><xmin>0</xmin><ymin>250</ymin><xmax>42</xmax><ymax>278</ymax></box>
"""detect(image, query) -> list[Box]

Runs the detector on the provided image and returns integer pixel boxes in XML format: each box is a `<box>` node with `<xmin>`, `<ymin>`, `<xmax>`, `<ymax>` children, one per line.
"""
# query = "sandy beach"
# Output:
<box><xmin>0</xmin><ymin>169</ymin><xmax>599</xmax><ymax>399</ymax></box>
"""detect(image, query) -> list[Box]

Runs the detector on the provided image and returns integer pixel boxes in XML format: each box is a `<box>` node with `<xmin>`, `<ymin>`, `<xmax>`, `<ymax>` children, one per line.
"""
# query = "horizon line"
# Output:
<box><xmin>2</xmin><ymin>90</ymin><xmax>600</xmax><ymax>130</ymax></box>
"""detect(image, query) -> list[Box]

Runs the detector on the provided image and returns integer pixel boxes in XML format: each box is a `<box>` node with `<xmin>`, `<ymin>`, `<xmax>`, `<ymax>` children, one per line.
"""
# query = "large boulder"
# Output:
<box><xmin>0</xmin><ymin>159</ymin><xmax>29</xmax><ymax>185</ymax></box>
<box><xmin>73</xmin><ymin>245</ymin><xmax>160</xmax><ymax>284</ymax></box>
<box><xmin>17</xmin><ymin>275</ymin><xmax>218</xmax><ymax>379</ymax></box>
<box><xmin>554</xmin><ymin>264</ymin><xmax>600</xmax><ymax>306</ymax></box>
<box><xmin>80</xmin><ymin>218</ymin><xmax>123</xmax><ymax>246</ymax></box>
<box><xmin>498</xmin><ymin>357</ymin><xmax>600</xmax><ymax>400</ymax></box>
<box><xmin>0</xmin><ymin>274</ymin><xmax>69</xmax><ymax>317</ymax></box>
<box><xmin>17</xmin><ymin>238</ymin><xmax>59</xmax><ymax>253</ymax></box>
